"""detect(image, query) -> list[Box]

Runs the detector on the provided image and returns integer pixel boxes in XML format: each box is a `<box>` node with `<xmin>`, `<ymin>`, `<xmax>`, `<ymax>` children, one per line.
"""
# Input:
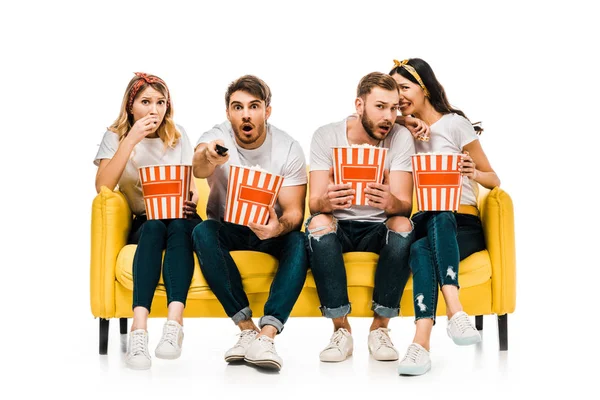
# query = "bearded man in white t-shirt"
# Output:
<box><xmin>191</xmin><ymin>75</ymin><xmax>308</xmax><ymax>371</ymax></box>
<box><xmin>307</xmin><ymin>72</ymin><xmax>416</xmax><ymax>363</ymax></box>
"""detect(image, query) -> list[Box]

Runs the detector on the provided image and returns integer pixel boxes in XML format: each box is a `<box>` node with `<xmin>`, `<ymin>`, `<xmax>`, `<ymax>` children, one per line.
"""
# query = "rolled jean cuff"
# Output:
<box><xmin>415</xmin><ymin>315</ymin><xmax>436</xmax><ymax>325</ymax></box>
<box><xmin>371</xmin><ymin>301</ymin><xmax>399</xmax><ymax>318</ymax></box>
<box><xmin>319</xmin><ymin>303</ymin><xmax>351</xmax><ymax>319</ymax></box>
<box><xmin>232</xmin><ymin>306</ymin><xmax>252</xmax><ymax>325</ymax></box>
<box><xmin>259</xmin><ymin>316</ymin><xmax>284</xmax><ymax>334</ymax></box>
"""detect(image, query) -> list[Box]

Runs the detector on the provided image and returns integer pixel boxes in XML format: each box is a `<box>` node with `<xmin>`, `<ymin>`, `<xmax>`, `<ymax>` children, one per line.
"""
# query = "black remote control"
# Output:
<box><xmin>215</xmin><ymin>144</ymin><xmax>229</xmax><ymax>156</ymax></box>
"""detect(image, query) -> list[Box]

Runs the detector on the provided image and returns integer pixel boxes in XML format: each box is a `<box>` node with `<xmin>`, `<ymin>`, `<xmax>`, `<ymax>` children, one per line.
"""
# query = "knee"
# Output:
<box><xmin>140</xmin><ymin>220</ymin><xmax>167</xmax><ymax>238</ymax></box>
<box><xmin>431</xmin><ymin>212</ymin><xmax>456</xmax><ymax>229</ymax></box>
<box><xmin>306</xmin><ymin>213</ymin><xmax>336</xmax><ymax>236</ymax></box>
<box><xmin>167</xmin><ymin>219</ymin><xmax>189</xmax><ymax>235</ymax></box>
<box><xmin>192</xmin><ymin>219</ymin><xmax>220</xmax><ymax>245</ymax></box>
<box><xmin>386</xmin><ymin>216</ymin><xmax>413</xmax><ymax>233</ymax></box>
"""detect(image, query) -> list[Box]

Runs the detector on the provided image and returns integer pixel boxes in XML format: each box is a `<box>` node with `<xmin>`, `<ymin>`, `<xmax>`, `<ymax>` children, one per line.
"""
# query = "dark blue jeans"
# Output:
<box><xmin>129</xmin><ymin>216</ymin><xmax>201</xmax><ymax>313</ymax></box>
<box><xmin>409</xmin><ymin>211</ymin><xmax>486</xmax><ymax>321</ymax></box>
<box><xmin>191</xmin><ymin>219</ymin><xmax>308</xmax><ymax>333</ymax></box>
<box><xmin>305</xmin><ymin>215</ymin><xmax>414</xmax><ymax>319</ymax></box>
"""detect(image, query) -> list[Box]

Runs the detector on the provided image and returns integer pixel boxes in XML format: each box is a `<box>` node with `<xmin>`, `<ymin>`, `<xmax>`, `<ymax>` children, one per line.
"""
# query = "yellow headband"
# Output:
<box><xmin>393</xmin><ymin>59</ymin><xmax>430</xmax><ymax>97</ymax></box>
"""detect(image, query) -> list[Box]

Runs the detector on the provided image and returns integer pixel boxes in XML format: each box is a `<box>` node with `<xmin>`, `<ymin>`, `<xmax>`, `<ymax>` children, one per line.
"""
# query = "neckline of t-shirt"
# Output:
<box><xmin>344</xmin><ymin>116</ymin><xmax>384</xmax><ymax>148</ymax></box>
<box><xmin>429</xmin><ymin>113</ymin><xmax>453</xmax><ymax>128</ymax></box>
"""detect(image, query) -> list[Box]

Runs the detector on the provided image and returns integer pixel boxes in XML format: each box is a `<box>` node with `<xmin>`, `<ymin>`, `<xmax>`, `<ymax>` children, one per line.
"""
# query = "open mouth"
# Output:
<box><xmin>241</xmin><ymin>123</ymin><xmax>254</xmax><ymax>133</ymax></box>
<box><xmin>378</xmin><ymin>124</ymin><xmax>391</xmax><ymax>133</ymax></box>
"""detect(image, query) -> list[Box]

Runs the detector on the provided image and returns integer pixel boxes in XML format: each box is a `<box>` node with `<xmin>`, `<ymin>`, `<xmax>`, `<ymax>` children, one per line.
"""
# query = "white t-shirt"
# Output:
<box><xmin>196</xmin><ymin>121</ymin><xmax>307</xmax><ymax>220</ymax></box>
<box><xmin>94</xmin><ymin>125</ymin><xmax>194</xmax><ymax>216</ymax></box>
<box><xmin>310</xmin><ymin>117</ymin><xmax>415</xmax><ymax>222</ymax></box>
<box><xmin>415</xmin><ymin>113</ymin><xmax>479</xmax><ymax>206</ymax></box>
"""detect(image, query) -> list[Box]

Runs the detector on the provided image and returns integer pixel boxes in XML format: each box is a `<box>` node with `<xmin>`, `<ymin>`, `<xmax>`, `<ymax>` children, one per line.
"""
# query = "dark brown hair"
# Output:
<box><xmin>225</xmin><ymin>75</ymin><xmax>272</xmax><ymax>107</ymax></box>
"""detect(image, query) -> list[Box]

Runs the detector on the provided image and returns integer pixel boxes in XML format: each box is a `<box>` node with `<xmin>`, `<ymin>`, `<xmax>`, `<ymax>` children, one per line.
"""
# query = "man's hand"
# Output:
<box><xmin>364</xmin><ymin>170</ymin><xmax>395</xmax><ymax>211</ymax></box>
<box><xmin>248</xmin><ymin>207</ymin><xmax>282</xmax><ymax>240</ymax></box>
<box><xmin>204</xmin><ymin>140</ymin><xmax>230</xmax><ymax>167</ymax></box>
<box><xmin>324</xmin><ymin>167</ymin><xmax>354</xmax><ymax>210</ymax></box>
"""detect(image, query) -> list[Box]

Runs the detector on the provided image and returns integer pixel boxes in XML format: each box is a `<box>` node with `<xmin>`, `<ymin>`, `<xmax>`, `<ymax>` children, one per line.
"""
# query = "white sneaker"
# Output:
<box><xmin>224</xmin><ymin>329</ymin><xmax>259</xmax><ymax>362</ymax></box>
<box><xmin>319</xmin><ymin>328</ymin><xmax>353</xmax><ymax>362</ymax></box>
<box><xmin>447</xmin><ymin>311</ymin><xmax>482</xmax><ymax>346</ymax></box>
<box><xmin>397</xmin><ymin>343</ymin><xmax>431</xmax><ymax>376</ymax></box>
<box><xmin>244</xmin><ymin>335</ymin><xmax>283</xmax><ymax>370</ymax></box>
<box><xmin>126</xmin><ymin>329</ymin><xmax>151</xmax><ymax>370</ymax></box>
<box><xmin>368</xmin><ymin>328</ymin><xmax>399</xmax><ymax>361</ymax></box>
<box><xmin>155</xmin><ymin>320</ymin><xmax>184</xmax><ymax>359</ymax></box>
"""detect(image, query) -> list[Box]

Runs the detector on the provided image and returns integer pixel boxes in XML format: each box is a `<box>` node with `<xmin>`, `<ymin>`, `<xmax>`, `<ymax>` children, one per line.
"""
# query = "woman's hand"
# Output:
<box><xmin>125</xmin><ymin>114</ymin><xmax>161</xmax><ymax>146</ymax></box>
<box><xmin>183</xmin><ymin>191</ymin><xmax>201</xmax><ymax>219</ymax></box>
<box><xmin>459</xmin><ymin>151</ymin><xmax>478</xmax><ymax>180</ymax></box>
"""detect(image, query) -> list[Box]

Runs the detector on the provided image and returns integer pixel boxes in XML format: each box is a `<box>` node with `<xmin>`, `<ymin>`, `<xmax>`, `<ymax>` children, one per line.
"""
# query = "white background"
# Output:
<box><xmin>2</xmin><ymin>0</ymin><xmax>598</xmax><ymax>396</ymax></box>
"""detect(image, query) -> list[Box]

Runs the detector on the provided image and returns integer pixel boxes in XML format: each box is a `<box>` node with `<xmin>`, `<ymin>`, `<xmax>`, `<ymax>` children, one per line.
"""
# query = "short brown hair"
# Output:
<box><xmin>357</xmin><ymin>72</ymin><xmax>398</xmax><ymax>99</ymax></box>
<box><xmin>225</xmin><ymin>75</ymin><xmax>272</xmax><ymax>107</ymax></box>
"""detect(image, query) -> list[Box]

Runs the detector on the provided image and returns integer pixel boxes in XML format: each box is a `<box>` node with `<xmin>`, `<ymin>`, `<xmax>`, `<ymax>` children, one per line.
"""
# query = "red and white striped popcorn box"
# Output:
<box><xmin>139</xmin><ymin>165</ymin><xmax>192</xmax><ymax>220</ymax></box>
<box><xmin>411</xmin><ymin>153</ymin><xmax>464</xmax><ymax>212</ymax></box>
<box><xmin>332</xmin><ymin>146</ymin><xmax>388</xmax><ymax>206</ymax></box>
<box><xmin>224</xmin><ymin>165</ymin><xmax>284</xmax><ymax>226</ymax></box>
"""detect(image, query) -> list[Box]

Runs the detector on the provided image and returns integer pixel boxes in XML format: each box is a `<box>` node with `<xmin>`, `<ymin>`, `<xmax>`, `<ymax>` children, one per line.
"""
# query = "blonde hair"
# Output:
<box><xmin>109</xmin><ymin>74</ymin><xmax>180</xmax><ymax>148</ymax></box>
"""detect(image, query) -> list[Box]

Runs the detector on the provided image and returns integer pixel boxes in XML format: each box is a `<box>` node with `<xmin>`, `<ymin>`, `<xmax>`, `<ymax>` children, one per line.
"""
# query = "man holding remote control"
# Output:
<box><xmin>191</xmin><ymin>75</ymin><xmax>308</xmax><ymax>371</ymax></box>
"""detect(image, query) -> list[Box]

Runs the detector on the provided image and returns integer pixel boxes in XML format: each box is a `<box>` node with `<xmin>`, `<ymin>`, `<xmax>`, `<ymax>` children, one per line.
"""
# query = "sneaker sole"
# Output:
<box><xmin>398</xmin><ymin>361</ymin><xmax>431</xmax><ymax>376</ymax></box>
<box><xmin>155</xmin><ymin>350</ymin><xmax>181</xmax><ymax>360</ymax></box>
<box><xmin>244</xmin><ymin>357</ymin><xmax>281</xmax><ymax>370</ymax></box>
<box><xmin>369</xmin><ymin>347</ymin><xmax>399</xmax><ymax>361</ymax></box>
<box><xmin>448</xmin><ymin>334</ymin><xmax>482</xmax><ymax>346</ymax></box>
<box><xmin>319</xmin><ymin>350</ymin><xmax>353</xmax><ymax>363</ymax></box>
<box><xmin>224</xmin><ymin>355</ymin><xmax>245</xmax><ymax>363</ymax></box>
<box><xmin>126</xmin><ymin>361</ymin><xmax>151</xmax><ymax>370</ymax></box>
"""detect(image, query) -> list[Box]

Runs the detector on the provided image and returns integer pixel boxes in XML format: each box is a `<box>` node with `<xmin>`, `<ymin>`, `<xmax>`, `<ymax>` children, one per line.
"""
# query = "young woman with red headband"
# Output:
<box><xmin>389</xmin><ymin>59</ymin><xmax>500</xmax><ymax>376</ymax></box>
<box><xmin>94</xmin><ymin>72</ymin><xmax>201</xmax><ymax>370</ymax></box>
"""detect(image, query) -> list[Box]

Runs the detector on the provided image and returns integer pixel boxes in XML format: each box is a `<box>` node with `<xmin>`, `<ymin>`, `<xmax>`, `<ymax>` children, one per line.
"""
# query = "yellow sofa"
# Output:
<box><xmin>90</xmin><ymin>177</ymin><xmax>516</xmax><ymax>354</ymax></box>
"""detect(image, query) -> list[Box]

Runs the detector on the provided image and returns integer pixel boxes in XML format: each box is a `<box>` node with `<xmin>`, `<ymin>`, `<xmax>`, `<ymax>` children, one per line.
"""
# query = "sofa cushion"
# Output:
<box><xmin>115</xmin><ymin>245</ymin><xmax>492</xmax><ymax>300</ymax></box>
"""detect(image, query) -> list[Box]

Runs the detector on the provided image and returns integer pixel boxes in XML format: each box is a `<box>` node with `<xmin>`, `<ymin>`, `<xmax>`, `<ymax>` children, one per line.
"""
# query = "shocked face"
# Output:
<box><xmin>130</xmin><ymin>86</ymin><xmax>167</xmax><ymax>133</ymax></box>
<box><xmin>226</xmin><ymin>90</ymin><xmax>272</xmax><ymax>149</ymax></box>
<box><xmin>357</xmin><ymin>87</ymin><xmax>399</xmax><ymax>141</ymax></box>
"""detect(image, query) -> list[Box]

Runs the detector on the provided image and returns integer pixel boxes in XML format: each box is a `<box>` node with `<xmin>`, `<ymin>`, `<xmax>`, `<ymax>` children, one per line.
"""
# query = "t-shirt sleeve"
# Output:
<box><xmin>453</xmin><ymin>115</ymin><xmax>479</xmax><ymax>149</ymax></box>
<box><xmin>93</xmin><ymin>130</ymin><xmax>120</xmax><ymax>166</ymax></box>
<box><xmin>281</xmin><ymin>141</ymin><xmax>307</xmax><ymax>186</ymax></box>
<box><xmin>389</xmin><ymin>125</ymin><xmax>415</xmax><ymax>172</ymax></box>
<box><xmin>178</xmin><ymin>125</ymin><xmax>194</xmax><ymax>165</ymax></box>
<box><xmin>309</xmin><ymin>126</ymin><xmax>333</xmax><ymax>171</ymax></box>
<box><xmin>196</xmin><ymin>124</ymin><xmax>225</xmax><ymax>149</ymax></box>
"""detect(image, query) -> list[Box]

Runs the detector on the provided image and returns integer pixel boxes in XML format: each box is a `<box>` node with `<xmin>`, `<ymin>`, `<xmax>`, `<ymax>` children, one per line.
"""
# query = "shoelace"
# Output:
<box><xmin>402</xmin><ymin>344</ymin><xmax>421</xmax><ymax>363</ymax></box>
<box><xmin>374</xmin><ymin>329</ymin><xmax>393</xmax><ymax>348</ymax></box>
<box><xmin>453</xmin><ymin>314</ymin><xmax>472</xmax><ymax>334</ymax></box>
<box><xmin>236</xmin><ymin>330</ymin><xmax>258</xmax><ymax>347</ymax></box>
<box><xmin>130</xmin><ymin>332</ymin><xmax>149</xmax><ymax>356</ymax></box>
<box><xmin>256</xmin><ymin>336</ymin><xmax>278</xmax><ymax>355</ymax></box>
<box><xmin>325</xmin><ymin>329</ymin><xmax>347</xmax><ymax>350</ymax></box>
<box><xmin>160</xmin><ymin>323</ymin><xmax>180</xmax><ymax>346</ymax></box>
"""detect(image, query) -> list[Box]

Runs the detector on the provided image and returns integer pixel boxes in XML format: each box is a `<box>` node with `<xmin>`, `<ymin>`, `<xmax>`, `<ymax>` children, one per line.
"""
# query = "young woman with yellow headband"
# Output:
<box><xmin>389</xmin><ymin>58</ymin><xmax>500</xmax><ymax>376</ymax></box>
<box><xmin>94</xmin><ymin>73</ymin><xmax>201</xmax><ymax>370</ymax></box>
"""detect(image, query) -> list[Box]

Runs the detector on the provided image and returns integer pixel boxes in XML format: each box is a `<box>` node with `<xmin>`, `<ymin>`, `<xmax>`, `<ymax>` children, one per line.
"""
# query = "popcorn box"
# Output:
<box><xmin>139</xmin><ymin>165</ymin><xmax>192</xmax><ymax>220</ymax></box>
<box><xmin>332</xmin><ymin>146</ymin><xmax>388</xmax><ymax>206</ymax></box>
<box><xmin>224</xmin><ymin>165</ymin><xmax>284</xmax><ymax>226</ymax></box>
<box><xmin>411</xmin><ymin>153</ymin><xmax>464</xmax><ymax>211</ymax></box>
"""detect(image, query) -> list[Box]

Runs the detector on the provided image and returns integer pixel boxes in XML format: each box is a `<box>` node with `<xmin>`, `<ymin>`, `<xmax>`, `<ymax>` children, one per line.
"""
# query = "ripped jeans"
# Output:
<box><xmin>409</xmin><ymin>211</ymin><xmax>486</xmax><ymax>322</ymax></box>
<box><xmin>305</xmin><ymin>214</ymin><xmax>414</xmax><ymax>319</ymax></box>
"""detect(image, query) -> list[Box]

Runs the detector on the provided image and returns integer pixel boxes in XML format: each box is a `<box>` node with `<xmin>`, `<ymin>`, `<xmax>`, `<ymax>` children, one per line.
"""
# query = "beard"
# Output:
<box><xmin>361</xmin><ymin>109</ymin><xmax>391</xmax><ymax>141</ymax></box>
<box><xmin>232</xmin><ymin>121</ymin><xmax>266</xmax><ymax>146</ymax></box>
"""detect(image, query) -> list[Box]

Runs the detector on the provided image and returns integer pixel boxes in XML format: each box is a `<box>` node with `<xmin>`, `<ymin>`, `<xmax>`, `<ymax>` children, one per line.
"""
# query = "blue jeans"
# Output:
<box><xmin>305</xmin><ymin>214</ymin><xmax>414</xmax><ymax>319</ymax></box>
<box><xmin>409</xmin><ymin>211</ymin><xmax>486</xmax><ymax>322</ymax></box>
<box><xmin>129</xmin><ymin>217</ymin><xmax>201</xmax><ymax>313</ymax></box>
<box><xmin>191</xmin><ymin>219</ymin><xmax>308</xmax><ymax>333</ymax></box>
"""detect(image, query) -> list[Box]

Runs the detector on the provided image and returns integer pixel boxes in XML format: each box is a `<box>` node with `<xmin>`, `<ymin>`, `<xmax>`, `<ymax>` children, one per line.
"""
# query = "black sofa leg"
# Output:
<box><xmin>498</xmin><ymin>314</ymin><xmax>508</xmax><ymax>351</ymax></box>
<box><xmin>475</xmin><ymin>315</ymin><xmax>483</xmax><ymax>331</ymax></box>
<box><xmin>99</xmin><ymin>318</ymin><xmax>109</xmax><ymax>355</ymax></box>
<box><xmin>120</xmin><ymin>318</ymin><xmax>128</xmax><ymax>334</ymax></box>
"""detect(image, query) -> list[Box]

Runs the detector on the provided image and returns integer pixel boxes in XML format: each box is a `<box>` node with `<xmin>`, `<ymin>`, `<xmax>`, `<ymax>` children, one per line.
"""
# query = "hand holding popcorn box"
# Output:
<box><xmin>225</xmin><ymin>165</ymin><xmax>284</xmax><ymax>226</ymax></box>
<box><xmin>139</xmin><ymin>164</ymin><xmax>192</xmax><ymax>219</ymax></box>
<box><xmin>332</xmin><ymin>145</ymin><xmax>388</xmax><ymax>206</ymax></box>
<box><xmin>411</xmin><ymin>153</ymin><xmax>464</xmax><ymax>212</ymax></box>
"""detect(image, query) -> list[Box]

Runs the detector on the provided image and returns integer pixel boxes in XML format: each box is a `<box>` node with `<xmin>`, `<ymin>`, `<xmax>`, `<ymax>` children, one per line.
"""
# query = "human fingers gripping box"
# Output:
<box><xmin>332</xmin><ymin>145</ymin><xmax>388</xmax><ymax>206</ymax></box>
<box><xmin>411</xmin><ymin>153</ymin><xmax>464</xmax><ymax>211</ymax></box>
<box><xmin>139</xmin><ymin>165</ymin><xmax>192</xmax><ymax>219</ymax></box>
<box><xmin>224</xmin><ymin>165</ymin><xmax>284</xmax><ymax>226</ymax></box>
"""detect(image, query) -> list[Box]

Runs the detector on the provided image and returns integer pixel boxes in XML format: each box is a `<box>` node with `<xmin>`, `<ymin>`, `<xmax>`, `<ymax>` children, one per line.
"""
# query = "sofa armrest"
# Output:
<box><xmin>478</xmin><ymin>186</ymin><xmax>516</xmax><ymax>315</ymax></box>
<box><xmin>90</xmin><ymin>187</ymin><xmax>132</xmax><ymax>318</ymax></box>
